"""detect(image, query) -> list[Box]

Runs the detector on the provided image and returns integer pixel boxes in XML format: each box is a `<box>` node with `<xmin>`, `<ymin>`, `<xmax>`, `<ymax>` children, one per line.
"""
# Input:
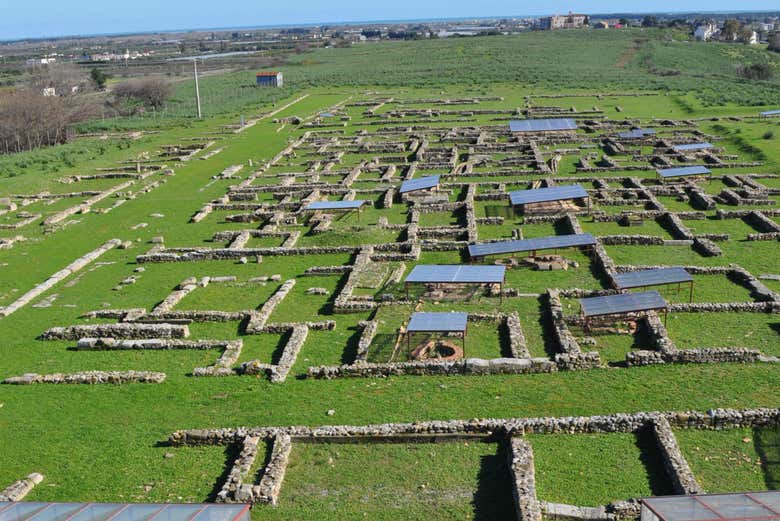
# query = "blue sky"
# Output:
<box><xmin>1</xmin><ymin>0</ymin><xmax>778</xmax><ymax>40</ymax></box>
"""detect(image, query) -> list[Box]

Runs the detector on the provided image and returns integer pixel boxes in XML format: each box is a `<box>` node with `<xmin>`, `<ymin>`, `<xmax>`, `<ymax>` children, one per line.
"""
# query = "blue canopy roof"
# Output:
<box><xmin>405</xmin><ymin>265</ymin><xmax>506</xmax><ymax>284</ymax></box>
<box><xmin>657</xmin><ymin>166</ymin><xmax>711</xmax><ymax>178</ymax></box>
<box><xmin>304</xmin><ymin>200</ymin><xmax>368</xmax><ymax>211</ymax></box>
<box><xmin>469</xmin><ymin>233</ymin><xmax>596</xmax><ymax>258</ymax></box>
<box><xmin>618</xmin><ymin>128</ymin><xmax>656</xmax><ymax>139</ymax></box>
<box><xmin>509</xmin><ymin>118</ymin><xmax>578</xmax><ymax>133</ymax></box>
<box><xmin>580</xmin><ymin>290</ymin><xmax>668</xmax><ymax>318</ymax></box>
<box><xmin>399</xmin><ymin>175</ymin><xmax>440</xmax><ymax>194</ymax></box>
<box><xmin>0</xmin><ymin>503</ymin><xmax>250</xmax><ymax>521</ymax></box>
<box><xmin>614</xmin><ymin>267</ymin><xmax>692</xmax><ymax>289</ymax></box>
<box><xmin>407</xmin><ymin>312</ymin><xmax>469</xmax><ymax>333</ymax></box>
<box><xmin>760</xmin><ymin>109</ymin><xmax>780</xmax><ymax>117</ymax></box>
<box><xmin>673</xmin><ymin>143</ymin><xmax>714</xmax><ymax>152</ymax></box>
<box><xmin>509</xmin><ymin>184</ymin><xmax>588</xmax><ymax>206</ymax></box>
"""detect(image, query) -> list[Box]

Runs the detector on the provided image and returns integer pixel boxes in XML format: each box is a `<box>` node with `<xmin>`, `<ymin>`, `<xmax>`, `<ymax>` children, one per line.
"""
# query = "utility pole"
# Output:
<box><xmin>193</xmin><ymin>59</ymin><xmax>202</xmax><ymax>119</ymax></box>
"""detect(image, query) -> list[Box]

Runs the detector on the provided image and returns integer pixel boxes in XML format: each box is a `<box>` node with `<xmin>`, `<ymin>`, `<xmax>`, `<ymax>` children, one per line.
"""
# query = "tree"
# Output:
<box><xmin>737</xmin><ymin>25</ymin><xmax>754</xmax><ymax>44</ymax></box>
<box><xmin>113</xmin><ymin>78</ymin><xmax>173</xmax><ymax>112</ymax></box>
<box><xmin>767</xmin><ymin>32</ymin><xmax>780</xmax><ymax>52</ymax></box>
<box><xmin>26</xmin><ymin>62</ymin><xmax>91</xmax><ymax>97</ymax></box>
<box><xmin>737</xmin><ymin>63</ymin><xmax>773</xmax><ymax>80</ymax></box>
<box><xmin>0</xmin><ymin>88</ymin><xmax>101</xmax><ymax>154</ymax></box>
<box><xmin>642</xmin><ymin>16</ymin><xmax>658</xmax><ymax>28</ymax></box>
<box><xmin>722</xmin><ymin>19</ymin><xmax>740</xmax><ymax>41</ymax></box>
<box><xmin>619</xmin><ymin>18</ymin><xmax>630</xmax><ymax>26</ymax></box>
<box><xmin>90</xmin><ymin>68</ymin><xmax>108</xmax><ymax>90</ymax></box>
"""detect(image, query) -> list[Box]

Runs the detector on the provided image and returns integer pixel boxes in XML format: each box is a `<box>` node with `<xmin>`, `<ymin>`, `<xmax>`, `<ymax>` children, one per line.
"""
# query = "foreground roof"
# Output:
<box><xmin>641</xmin><ymin>492</ymin><xmax>780</xmax><ymax>521</ymax></box>
<box><xmin>0</xmin><ymin>503</ymin><xmax>251</xmax><ymax>521</ymax></box>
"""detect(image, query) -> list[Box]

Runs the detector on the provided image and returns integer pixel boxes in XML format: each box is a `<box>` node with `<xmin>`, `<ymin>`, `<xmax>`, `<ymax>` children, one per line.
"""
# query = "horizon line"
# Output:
<box><xmin>2</xmin><ymin>8</ymin><xmax>779</xmax><ymax>43</ymax></box>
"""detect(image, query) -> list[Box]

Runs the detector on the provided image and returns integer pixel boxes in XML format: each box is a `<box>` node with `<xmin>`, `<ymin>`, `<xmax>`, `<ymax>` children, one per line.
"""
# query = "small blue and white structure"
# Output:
<box><xmin>404</xmin><ymin>265</ymin><xmax>506</xmax><ymax>302</ymax></box>
<box><xmin>399</xmin><ymin>175</ymin><xmax>440</xmax><ymax>195</ymax></box>
<box><xmin>468</xmin><ymin>233</ymin><xmax>597</xmax><ymax>261</ymax></box>
<box><xmin>508</xmin><ymin>184</ymin><xmax>590</xmax><ymax>214</ymax></box>
<box><xmin>406</xmin><ymin>311</ymin><xmax>469</xmax><ymax>353</ymax></box>
<box><xmin>256</xmin><ymin>71</ymin><xmax>283</xmax><ymax>87</ymax></box>
<box><xmin>656</xmin><ymin>165</ymin><xmax>711</xmax><ymax>182</ymax></box>
<box><xmin>509</xmin><ymin>118</ymin><xmax>578</xmax><ymax>133</ymax></box>
<box><xmin>673</xmin><ymin>143</ymin><xmax>714</xmax><ymax>153</ymax></box>
<box><xmin>759</xmin><ymin>109</ymin><xmax>780</xmax><ymax>118</ymax></box>
<box><xmin>579</xmin><ymin>290</ymin><xmax>669</xmax><ymax>330</ymax></box>
<box><xmin>618</xmin><ymin>128</ymin><xmax>656</xmax><ymax>140</ymax></box>
<box><xmin>303</xmin><ymin>199</ymin><xmax>370</xmax><ymax>221</ymax></box>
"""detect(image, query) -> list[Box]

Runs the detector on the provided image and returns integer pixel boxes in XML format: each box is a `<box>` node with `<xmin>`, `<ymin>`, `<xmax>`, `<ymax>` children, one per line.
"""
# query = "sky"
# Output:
<box><xmin>1</xmin><ymin>0</ymin><xmax>778</xmax><ymax>41</ymax></box>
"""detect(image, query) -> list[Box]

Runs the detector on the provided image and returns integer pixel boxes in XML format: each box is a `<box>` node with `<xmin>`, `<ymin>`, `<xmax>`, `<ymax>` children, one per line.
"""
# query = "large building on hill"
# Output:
<box><xmin>541</xmin><ymin>12</ymin><xmax>589</xmax><ymax>30</ymax></box>
<box><xmin>256</xmin><ymin>71</ymin><xmax>284</xmax><ymax>87</ymax></box>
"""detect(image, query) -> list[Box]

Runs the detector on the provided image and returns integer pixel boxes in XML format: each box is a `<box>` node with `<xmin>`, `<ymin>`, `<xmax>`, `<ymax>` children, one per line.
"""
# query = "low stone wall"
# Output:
<box><xmin>509</xmin><ymin>437</ymin><xmax>542</xmax><ymax>521</ymax></box>
<box><xmin>650</xmin><ymin>417</ymin><xmax>703</xmax><ymax>495</ymax></box>
<box><xmin>246</xmin><ymin>280</ymin><xmax>296</xmax><ymax>333</ymax></box>
<box><xmin>354</xmin><ymin>320</ymin><xmax>379</xmax><ymax>363</ymax></box>
<box><xmin>168</xmin><ymin>408</ymin><xmax>780</xmax><ymax>445</ymax></box>
<box><xmin>507</xmin><ymin>312</ymin><xmax>530</xmax><ymax>359</ymax></box>
<box><xmin>254</xmin><ymin>434</ymin><xmax>292</xmax><ymax>505</ymax></box>
<box><xmin>3</xmin><ymin>371</ymin><xmax>166</xmax><ymax>385</ymax></box>
<box><xmin>40</xmin><ymin>322</ymin><xmax>189</xmax><ymax>341</ymax></box>
<box><xmin>0</xmin><ymin>239</ymin><xmax>121</xmax><ymax>318</ymax></box>
<box><xmin>599</xmin><ymin>235</ymin><xmax>665</xmax><ymax>246</ymax></box>
<box><xmin>308</xmin><ymin>357</ymin><xmax>558</xmax><ymax>379</ymax></box>
<box><xmin>0</xmin><ymin>473</ymin><xmax>44</xmax><ymax>501</ymax></box>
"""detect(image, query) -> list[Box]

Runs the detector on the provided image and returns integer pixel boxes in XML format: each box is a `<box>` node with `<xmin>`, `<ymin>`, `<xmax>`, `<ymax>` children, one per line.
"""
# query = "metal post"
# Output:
<box><xmin>689</xmin><ymin>280</ymin><xmax>694</xmax><ymax>303</ymax></box>
<box><xmin>193</xmin><ymin>60</ymin><xmax>202</xmax><ymax>119</ymax></box>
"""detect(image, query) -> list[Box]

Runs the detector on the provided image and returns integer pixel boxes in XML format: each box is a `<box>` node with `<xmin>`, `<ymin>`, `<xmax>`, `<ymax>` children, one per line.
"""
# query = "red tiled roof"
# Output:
<box><xmin>256</xmin><ymin>71</ymin><xmax>281</xmax><ymax>77</ymax></box>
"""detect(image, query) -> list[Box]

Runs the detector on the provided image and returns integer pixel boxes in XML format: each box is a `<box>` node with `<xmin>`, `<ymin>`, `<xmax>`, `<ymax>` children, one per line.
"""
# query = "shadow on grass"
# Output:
<box><xmin>205</xmin><ymin>442</ymin><xmax>243</xmax><ymax>502</ymax></box>
<box><xmin>538</xmin><ymin>295</ymin><xmax>561</xmax><ymax>358</ymax></box>
<box><xmin>753</xmin><ymin>426</ymin><xmax>780</xmax><ymax>490</ymax></box>
<box><xmin>340</xmin><ymin>324</ymin><xmax>363</xmax><ymax>365</ymax></box>
<box><xmin>635</xmin><ymin>427</ymin><xmax>676</xmax><ymax>497</ymax></box>
<box><xmin>473</xmin><ymin>441</ymin><xmax>515</xmax><ymax>521</ymax></box>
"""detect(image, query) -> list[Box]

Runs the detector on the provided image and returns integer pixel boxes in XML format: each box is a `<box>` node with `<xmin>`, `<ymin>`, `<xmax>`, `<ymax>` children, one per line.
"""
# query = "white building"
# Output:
<box><xmin>694</xmin><ymin>24</ymin><xmax>718</xmax><ymax>41</ymax></box>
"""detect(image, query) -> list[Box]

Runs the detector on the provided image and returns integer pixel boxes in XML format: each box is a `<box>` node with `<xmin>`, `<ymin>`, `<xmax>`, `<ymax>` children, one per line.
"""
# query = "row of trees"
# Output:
<box><xmin>0</xmin><ymin>64</ymin><xmax>175</xmax><ymax>155</ymax></box>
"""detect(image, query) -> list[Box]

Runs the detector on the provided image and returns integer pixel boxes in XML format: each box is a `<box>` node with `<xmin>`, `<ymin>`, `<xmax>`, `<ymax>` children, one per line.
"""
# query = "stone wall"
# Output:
<box><xmin>3</xmin><ymin>371</ymin><xmax>166</xmax><ymax>385</ymax></box>
<box><xmin>509</xmin><ymin>437</ymin><xmax>542</xmax><ymax>521</ymax></box>
<box><xmin>0</xmin><ymin>239</ymin><xmax>121</xmax><ymax>318</ymax></box>
<box><xmin>246</xmin><ymin>280</ymin><xmax>296</xmax><ymax>333</ymax></box>
<box><xmin>169</xmin><ymin>408</ymin><xmax>780</xmax><ymax>444</ymax></box>
<box><xmin>650</xmin><ymin>417</ymin><xmax>703</xmax><ymax>495</ymax></box>
<box><xmin>0</xmin><ymin>473</ymin><xmax>44</xmax><ymax>501</ymax></box>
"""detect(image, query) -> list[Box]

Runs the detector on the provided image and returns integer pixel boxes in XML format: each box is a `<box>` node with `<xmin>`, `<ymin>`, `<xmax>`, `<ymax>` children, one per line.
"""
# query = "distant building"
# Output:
<box><xmin>541</xmin><ymin>12</ymin><xmax>589</xmax><ymax>30</ymax></box>
<box><xmin>594</xmin><ymin>21</ymin><xmax>609</xmax><ymax>29</ymax></box>
<box><xmin>41</xmin><ymin>87</ymin><xmax>56</xmax><ymax>97</ymax></box>
<box><xmin>694</xmin><ymin>23</ymin><xmax>718</xmax><ymax>41</ymax></box>
<box><xmin>26</xmin><ymin>57</ymin><xmax>56</xmax><ymax>66</ymax></box>
<box><xmin>256</xmin><ymin>71</ymin><xmax>283</xmax><ymax>87</ymax></box>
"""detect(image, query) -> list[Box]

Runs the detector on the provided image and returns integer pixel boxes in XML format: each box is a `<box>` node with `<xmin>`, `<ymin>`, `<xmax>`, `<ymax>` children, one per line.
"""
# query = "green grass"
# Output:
<box><xmin>667</xmin><ymin>312</ymin><xmax>779</xmax><ymax>355</ymax></box>
<box><xmin>528</xmin><ymin>431</ymin><xmax>673</xmax><ymax>505</ymax></box>
<box><xmin>675</xmin><ymin>427</ymin><xmax>778</xmax><ymax>493</ymax></box>
<box><xmin>1</xmin><ymin>42</ymin><xmax>780</xmax><ymax>517</ymax></box>
<box><xmin>275</xmin><ymin>440</ymin><xmax>514</xmax><ymax>520</ymax></box>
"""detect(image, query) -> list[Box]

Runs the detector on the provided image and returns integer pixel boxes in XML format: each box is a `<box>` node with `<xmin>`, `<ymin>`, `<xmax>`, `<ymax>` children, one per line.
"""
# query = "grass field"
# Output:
<box><xmin>0</xmin><ymin>27</ymin><xmax>779</xmax><ymax>520</ymax></box>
